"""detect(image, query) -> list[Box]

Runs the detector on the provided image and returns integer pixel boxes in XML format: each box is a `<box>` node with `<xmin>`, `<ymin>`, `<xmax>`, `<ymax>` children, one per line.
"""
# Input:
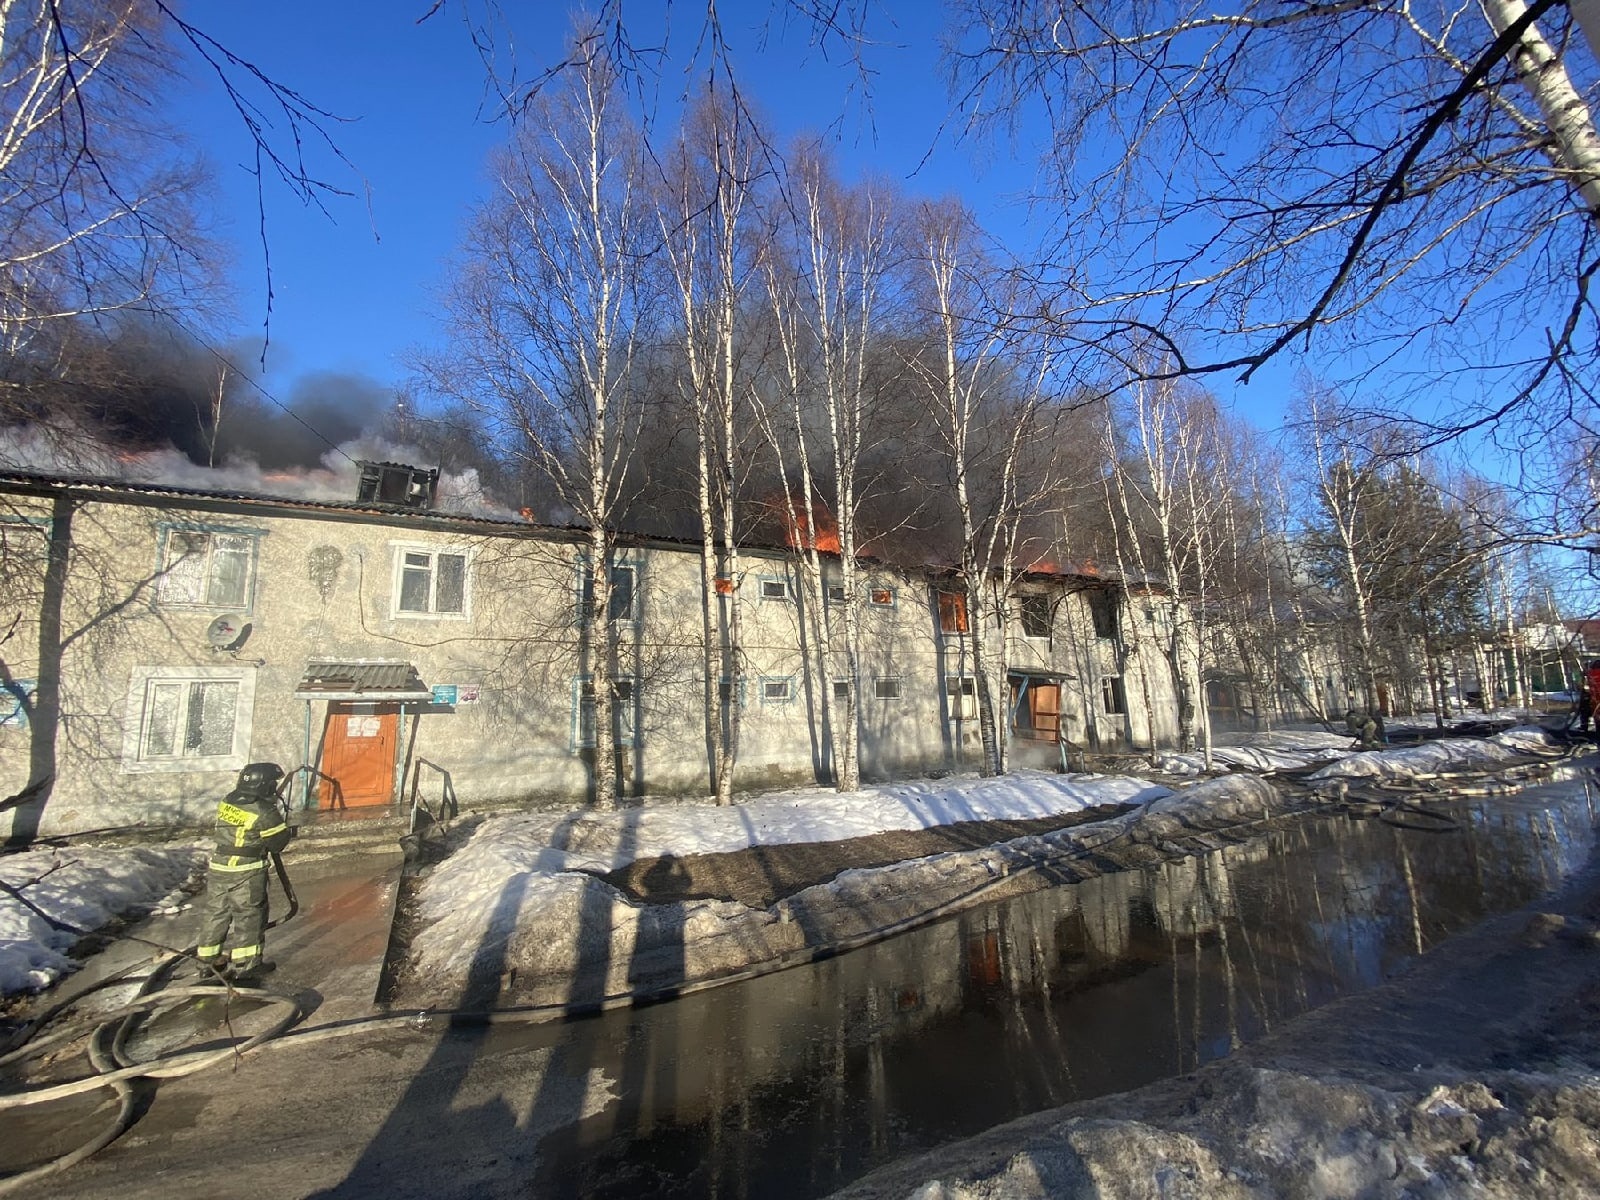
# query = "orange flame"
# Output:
<box><xmin>771</xmin><ymin>494</ymin><xmax>841</xmax><ymax>553</ymax></box>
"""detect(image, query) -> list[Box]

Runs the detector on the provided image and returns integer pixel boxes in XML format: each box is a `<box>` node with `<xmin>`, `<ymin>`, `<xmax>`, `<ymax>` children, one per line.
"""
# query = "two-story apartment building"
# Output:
<box><xmin>0</xmin><ymin>467</ymin><xmax>1187</xmax><ymax>840</ymax></box>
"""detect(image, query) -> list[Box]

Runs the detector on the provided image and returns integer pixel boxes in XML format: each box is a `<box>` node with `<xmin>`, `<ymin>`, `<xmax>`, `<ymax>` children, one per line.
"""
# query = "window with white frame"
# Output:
<box><xmin>867</xmin><ymin>585</ymin><xmax>896</xmax><ymax>609</ymax></box>
<box><xmin>123</xmin><ymin>667</ymin><xmax>253</xmax><ymax>772</ymax></box>
<box><xmin>945</xmin><ymin>674</ymin><xmax>978</xmax><ymax>719</ymax></box>
<box><xmin>156</xmin><ymin>527</ymin><xmax>260</xmax><ymax>611</ymax></box>
<box><xmin>826</xmin><ymin>584</ymin><xmax>848</xmax><ymax>604</ymax></box>
<box><xmin>761</xmin><ymin>676</ymin><xmax>794</xmax><ymax>704</ymax></box>
<box><xmin>395</xmin><ymin>546</ymin><xmax>468</xmax><ymax>617</ymax></box>
<box><xmin>573</xmin><ymin>677</ymin><xmax>637</xmax><ymax>749</ymax></box>
<box><xmin>874</xmin><ymin>676</ymin><xmax>902</xmax><ymax>700</ymax></box>
<box><xmin>758</xmin><ymin>577</ymin><xmax>792</xmax><ymax>601</ymax></box>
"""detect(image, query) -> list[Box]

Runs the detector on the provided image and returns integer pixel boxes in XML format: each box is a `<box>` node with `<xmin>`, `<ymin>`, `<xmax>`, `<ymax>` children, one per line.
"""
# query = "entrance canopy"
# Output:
<box><xmin>293</xmin><ymin>660</ymin><xmax>433</xmax><ymax>702</ymax></box>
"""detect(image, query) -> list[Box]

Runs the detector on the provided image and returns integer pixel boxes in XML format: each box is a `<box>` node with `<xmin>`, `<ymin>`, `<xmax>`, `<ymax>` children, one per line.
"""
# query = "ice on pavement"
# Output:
<box><xmin>0</xmin><ymin>845</ymin><xmax>203</xmax><ymax>996</ymax></box>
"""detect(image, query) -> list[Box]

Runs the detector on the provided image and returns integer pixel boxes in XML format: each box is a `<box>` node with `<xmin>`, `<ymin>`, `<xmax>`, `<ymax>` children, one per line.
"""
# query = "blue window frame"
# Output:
<box><xmin>571</xmin><ymin>676</ymin><xmax>638</xmax><ymax>750</ymax></box>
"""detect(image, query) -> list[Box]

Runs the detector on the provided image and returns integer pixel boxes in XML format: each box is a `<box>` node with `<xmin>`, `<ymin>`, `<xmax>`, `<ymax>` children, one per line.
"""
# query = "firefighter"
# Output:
<box><xmin>1345</xmin><ymin>707</ymin><xmax>1383</xmax><ymax>750</ymax></box>
<box><xmin>1583</xmin><ymin>660</ymin><xmax>1600</xmax><ymax>733</ymax></box>
<box><xmin>196</xmin><ymin>762</ymin><xmax>291</xmax><ymax>981</ymax></box>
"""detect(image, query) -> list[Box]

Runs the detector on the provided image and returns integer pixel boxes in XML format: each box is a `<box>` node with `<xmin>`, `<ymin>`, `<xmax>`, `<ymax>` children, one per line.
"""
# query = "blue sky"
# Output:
<box><xmin>174</xmin><ymin>3</ymin><xmax>1060</xmax><ymax>409</ymax></box>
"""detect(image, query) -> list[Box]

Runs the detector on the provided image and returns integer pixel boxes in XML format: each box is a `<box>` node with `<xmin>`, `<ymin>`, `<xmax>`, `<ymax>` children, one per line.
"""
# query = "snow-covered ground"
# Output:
<box><xmin>1307</xmin><ymin>727</ymin><xmax>1560</xmax><ymax>783</ymax></box>
<box><xmin>0</xmin><ymin>720</ymin><xmax>1573</xmax><ymax>1002</ymax></box>
<box><xmin>0</xmin><ymin>845</ymin><xmax>202</xmax><ymax>996</ymax></box>
<box><xmin>1157</xmin><ymin>730</ymin><xmax>1353</xmax><ymax>775</ymax></box>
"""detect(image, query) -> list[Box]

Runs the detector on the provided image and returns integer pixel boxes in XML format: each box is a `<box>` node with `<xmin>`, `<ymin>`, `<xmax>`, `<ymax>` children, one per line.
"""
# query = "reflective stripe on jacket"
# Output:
<box><xmin>210</xmin><ymin>789</ymin><xmax>290</xmax><ymax>868</ymax></box>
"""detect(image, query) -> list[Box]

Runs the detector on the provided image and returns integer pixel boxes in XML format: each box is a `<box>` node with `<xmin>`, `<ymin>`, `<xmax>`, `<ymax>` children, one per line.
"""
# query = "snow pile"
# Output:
<box><xmin>0</xmin><ymin>845</ymin><xmax>203</xmax><ymax>996</ymax></box>
<box><xmin>1306</xmin><ymin>728</ymin><xmax>1556</xmax><ymax>784</ymax></box>
<box><xmin>1489</xmin><ymin>725</ymin><xmax>1564</xmax><ymax>755</ymax></box>
<box><xmin>401</xmin><ymin>774</ymin><xmax>1307</xmax><ymax>1010</ymax></box>
<box><xmin>426</xmin><ymin>770</ymin><xmax>1171</xmax><ymax>878</ymax></box>
<box><xmin>1156</xmin><ymin>730</ymin><xmax>1353</xmax><ymax>777</ymax></box>
<box><xmin>839</xmin><ymin>1068</ymin><xmax>1600</xmax><ymax>1200</ymax></box>
<box><xmin>406</xmin><ymin>771</ymin><xmax>1170</xmax><ymax>1004</ymax></box>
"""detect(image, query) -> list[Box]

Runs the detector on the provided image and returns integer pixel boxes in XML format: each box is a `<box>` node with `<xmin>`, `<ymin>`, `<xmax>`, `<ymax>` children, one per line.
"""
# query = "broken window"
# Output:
<box><xmin>157</xmin><ymin>528</ymin><xmax>259</xmax><ymax>610</ymax></box>
<box><xmin>1019</xmin><ymin>593</ymin><xmax>1052</xmax><ymax>639</ymax></box>
<box><xmin>826</xmin><ymin>584</ymin><xmax>848</xmax><ymax>604</ymax></box>
<box><xmin>868</xmin><ymin>586</ymin><xmax>896</xmax><ymax>608</ymax></box>
<box><xmin>1088</xmin><ymin>590</ymin><xmax>1119</xmax><ymax>640</ymax></box>
<box><xmin>1101</xmin><ymin>675</ymin><xmax>1128</xmax><ymax>715</ymax></box>
<box><xmin>938</xmin><ymin>590</ymin><xmax>969</xmax><ymax>634</ymax></box>
<box><xmin>832</xmin><ymin>678</ymin><xmax>851</xmax><ymax>704</ymax></box>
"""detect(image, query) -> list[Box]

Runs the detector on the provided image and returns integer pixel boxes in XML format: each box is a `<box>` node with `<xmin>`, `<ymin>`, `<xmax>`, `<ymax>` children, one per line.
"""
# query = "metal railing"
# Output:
<box><xmin>407</xmin><ymin>758</ymin><xmax>458</xmax><ymax>833</ymax></box>
<box><xmin>284</xmin><ymin>764</ymin><xmax>343</xmax><ymax>812</ymax></box>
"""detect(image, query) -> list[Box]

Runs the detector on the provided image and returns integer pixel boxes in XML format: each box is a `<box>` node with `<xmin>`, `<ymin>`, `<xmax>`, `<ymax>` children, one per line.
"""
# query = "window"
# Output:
<box><xmin>761</xmin><ymin>676</ymin><xmax>794</xmax><ymax>704</ymax></box>
<box><xmin>1088</xmin><ymin>590</ymin><xmax>1119</xmax><ymax>640</ymax></box>
<box><xmin>157</xmin><ymin>527</ymin><xmax>259</xmax><ymax>611</ymax></box>
<box><xmin>578</xmin><ymin>564</ymin><xmax>638</xmax><ymax>623</ymax></box>
<box><xmin>0</xmin><ymin>678</ymin><xmax>35</xmax><ymax>729</ymax></box>
<box><xmin>946</xmin><ymin>674</ymin><xmax>978</xmax><ymax>719</ymax></box>
<box><xmin>874</xmin><ymin>676</ymin><xmax>902</xmax><ymax>701</ymax></box>
<box><xmin>396</xmin><ymin>547</ymin><xmax>468</xmax><ymax>617</ymax></box>
<box><xmin>573</xmin><ymin>677</ymin><xmax>637</xmax><ymax>749</ymax></box>
<box><xmin>832</xmin><ymin>679</ymin><xmax>851</xmax><ymax>703</ymax></box>
<box><xmin>1020</xmin><ymin>593</ymin><xmax>1052</xmax><ymax>639</ymax></box>
<box><xmin>759</xmin><ymin>577</ymin><xmax>792</xmax><ymax>601</ymax></box>
<box><xmin>123</xmin><ymin>667</ymin><xmax>254</xmax><ymax>773</ymax></box>
<box><xmin>1102</xmin><ymin>675</ymin><xmax>1128</xmax><ymax>715</ymax></box>
<box><xmin>867</xmin><ymin>586</ymin><xmax>896</xmax><ymax>608</ymax></box>
<box><xmin>826</xmin><ymin>584</ymin><xmax>848</xmax><ymax>604</ymax></box>
<box><xmin>938</xmin><ymin>590</ymin><xmax>969</xmax><ymax>634</ymax></box>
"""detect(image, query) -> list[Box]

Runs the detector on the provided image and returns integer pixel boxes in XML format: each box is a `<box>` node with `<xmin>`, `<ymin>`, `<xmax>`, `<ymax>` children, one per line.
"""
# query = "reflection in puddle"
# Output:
<box><xmin>530</xmin><ymin>785</ymin><xmax>1599</xmax><ymax>1199</ymax></box>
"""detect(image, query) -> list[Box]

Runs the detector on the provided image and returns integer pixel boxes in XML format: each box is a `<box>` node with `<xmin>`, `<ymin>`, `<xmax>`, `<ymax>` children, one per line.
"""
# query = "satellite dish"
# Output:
<box><xmin>205</xmin><ymin>615</ymin><xmax>250</xmax><ymax>652</ymax></box>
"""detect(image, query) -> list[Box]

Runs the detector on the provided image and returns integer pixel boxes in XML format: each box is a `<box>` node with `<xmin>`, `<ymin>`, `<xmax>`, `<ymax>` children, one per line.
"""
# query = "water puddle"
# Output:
<box><xmin>522</xmin><ymin>782</ymin><xmax>1600</xmax><ymax>1198</ymax></box>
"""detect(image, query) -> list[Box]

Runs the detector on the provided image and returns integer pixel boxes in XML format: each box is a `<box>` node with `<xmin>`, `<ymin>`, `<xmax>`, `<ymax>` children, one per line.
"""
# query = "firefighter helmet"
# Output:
<box><xmin>235</xmin><ymin>762</ymin><xmax>284</xmax><ymax>795</ymax></box>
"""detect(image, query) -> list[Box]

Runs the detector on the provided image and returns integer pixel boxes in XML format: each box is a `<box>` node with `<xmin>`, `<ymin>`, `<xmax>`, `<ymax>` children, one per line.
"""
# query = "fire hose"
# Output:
<box><xmin>0</xmin><ymin>846</ymin><xmax>304</xmax><ymax>1193</ymax></box>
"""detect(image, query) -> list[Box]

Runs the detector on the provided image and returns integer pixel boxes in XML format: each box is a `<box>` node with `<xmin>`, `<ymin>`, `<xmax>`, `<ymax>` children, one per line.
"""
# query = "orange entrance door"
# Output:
<box><xmin>1029</xmin><ymin>682</ymin><xmax>1062</xmax><ymax>739</ymax></box>
<box><xmin>319</xmin><ymin>702</ymin><xmax>400</xmax><ymax>809</ymax></box>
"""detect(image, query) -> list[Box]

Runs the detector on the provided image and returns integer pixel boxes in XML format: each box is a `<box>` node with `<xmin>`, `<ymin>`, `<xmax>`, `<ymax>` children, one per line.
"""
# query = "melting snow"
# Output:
<box><xmin>0</xmin><ymin>845</ymin><xmax>203</xmax><ymax>996</ymax></box>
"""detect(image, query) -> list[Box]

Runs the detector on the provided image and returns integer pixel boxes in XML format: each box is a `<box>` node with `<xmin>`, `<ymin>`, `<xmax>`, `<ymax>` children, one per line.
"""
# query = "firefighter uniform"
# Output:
<box><xmin>197</xmin><ymin>763</ymin><xmax>291</xmax><ymax>977</ymax></box>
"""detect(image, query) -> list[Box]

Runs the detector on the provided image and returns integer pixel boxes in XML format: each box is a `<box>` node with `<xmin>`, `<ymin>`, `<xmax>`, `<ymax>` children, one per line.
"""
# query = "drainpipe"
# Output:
<box><xmin>302</xmin><ymin>700</ymin><xmax>313</xmax><ymax>810</ymax></box>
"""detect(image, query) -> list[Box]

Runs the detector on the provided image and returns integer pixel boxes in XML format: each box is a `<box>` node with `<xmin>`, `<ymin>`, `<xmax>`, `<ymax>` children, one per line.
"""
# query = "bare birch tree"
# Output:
<box><xmin>950</xmin><ymin>2</ymin><xmax>1600</xmax><ymax>457</ymax></box>
<box><xmin>756</xmin><ymin>145</ymin><xmax>899</xmax><ymax>792</ymax></box>
<box><xmin>1101</xmin><ymin>376</ymin><xmax>1224</xmax><ymax>760</ymax></box>
<box><xmin>431</xmin><ymin>51</ymin><xmax>655</xmax><ymax>809</ymax></box>
<box><xmin>659</xmin><ymin>94</ymin><xmax>766</xmax><ymax>804</ymax></box>
<box><xmin>905</xmin><ymin>198</ymin><xmax>1061</xmax><ymax>775</ymax></box>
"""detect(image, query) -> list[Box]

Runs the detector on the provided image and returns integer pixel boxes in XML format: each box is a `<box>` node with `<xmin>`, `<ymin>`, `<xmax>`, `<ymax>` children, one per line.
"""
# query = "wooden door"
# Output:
<box><xmin>1029</xmin><ymin>682</ymin><xmax>1062</xmax><ymax>739</ymax></box>
<box><xmin>319</xmin><ymin>702</ymin><xmax>399</xmax><ymax>809</ymax></box>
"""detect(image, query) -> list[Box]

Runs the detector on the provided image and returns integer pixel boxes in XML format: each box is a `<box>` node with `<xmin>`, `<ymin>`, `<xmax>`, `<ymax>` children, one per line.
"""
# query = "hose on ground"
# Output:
<box><xmin>0</xmin><ymin>947</ymin><xmax>301</xmax><ymax>1194</ymax></box>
